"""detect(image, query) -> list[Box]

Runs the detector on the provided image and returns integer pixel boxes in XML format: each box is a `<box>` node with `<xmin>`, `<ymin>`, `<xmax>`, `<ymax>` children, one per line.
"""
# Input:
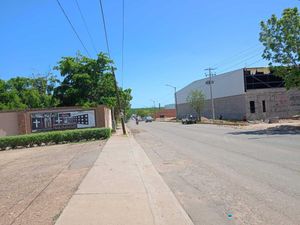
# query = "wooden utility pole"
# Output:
<box><xmin>205</xmin><ymin>68</ymin><xmax>216</xmax><ymax>121</ymax></box>
<box><xmin>111</xmin><ymin>66</ymin><xmax>126</xmax><ymax>135</ymax></box>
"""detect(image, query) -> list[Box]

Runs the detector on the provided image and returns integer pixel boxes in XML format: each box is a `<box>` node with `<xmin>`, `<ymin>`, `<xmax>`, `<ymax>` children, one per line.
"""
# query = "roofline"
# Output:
<box><xmin>176</xmin><ymin>68</ymin><xmax>243</xmax><ymax>93</ymax></box>
<box><xmin>176</xmin><ymin>66</ymin><xmax>270</xmax><ymax>93</ymax></box>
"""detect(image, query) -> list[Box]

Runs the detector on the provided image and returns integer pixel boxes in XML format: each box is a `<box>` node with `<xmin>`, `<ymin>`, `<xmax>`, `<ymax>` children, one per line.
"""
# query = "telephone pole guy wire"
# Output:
<box><xmin>56</xmin><ymin>0</ymin><xmax>91</xmax><ymax>57</ymax></box>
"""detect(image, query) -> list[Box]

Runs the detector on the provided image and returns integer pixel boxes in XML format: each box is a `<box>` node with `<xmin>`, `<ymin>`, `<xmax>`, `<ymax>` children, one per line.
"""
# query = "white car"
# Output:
<box><xmin>145</xmin><ymin>116</ymin><xmax>153</xmax><ymax>122</ymax></box>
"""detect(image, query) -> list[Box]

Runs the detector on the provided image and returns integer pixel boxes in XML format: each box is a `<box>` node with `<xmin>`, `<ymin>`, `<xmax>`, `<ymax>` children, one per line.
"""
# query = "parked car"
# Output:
<box><xmin>181</xmin><ymin>115</ymin><xmax>197</xmax><ymax>124</ymax></box>
<box><xmin>145</xmin><ymin>116</ymin><xmax>153</xmax><ymax>123</ymax></box>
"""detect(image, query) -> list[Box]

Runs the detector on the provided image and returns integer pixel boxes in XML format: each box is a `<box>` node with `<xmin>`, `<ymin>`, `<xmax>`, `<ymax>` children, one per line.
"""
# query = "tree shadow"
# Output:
<box><xmin>229</xmin><ymin>125</ymin><xmax>300</xmax><ymax>135</ymax></box>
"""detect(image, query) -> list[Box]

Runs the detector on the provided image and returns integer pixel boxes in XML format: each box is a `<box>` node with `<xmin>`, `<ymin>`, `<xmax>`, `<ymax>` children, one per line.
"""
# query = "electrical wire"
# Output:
<box><xmin>56</xmin><ymin>0</ymin><xmax>91</xmax><ymax>57</ymax></box>
<box><xmin>98</xmin><ymin>0</ymin><xmax>111</xmax><ymax>57</ymax></box>
<box><xmin>211</xmin><ymin>43</ymin><xmax>261</xmax><ymax>68</ymax></box>
<box><xmin>217</xmin><ymin>52</ymin><xmax>263</xmax><ymax>74</ymax></box>
<box><xmin>246</xmin><ymin>58</ymin><xmax>266</xmax><ymax>67</ymax></box>
<box><xmin>121</xmin><ymin>0</ymin><xmax>125</xmax><ymax>88</ymax></box>
<box><xmin>74</xmin><ymin>0</ymin><xmax>98</xmax><ymax>54</ymax></box>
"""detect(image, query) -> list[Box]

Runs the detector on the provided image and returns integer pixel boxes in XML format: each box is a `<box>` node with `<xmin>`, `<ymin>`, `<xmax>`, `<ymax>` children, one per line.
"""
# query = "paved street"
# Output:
<box><xmin>129</xmin><ymin>121</ymin><xmax>300</xmax><ymax>225</ymax></box>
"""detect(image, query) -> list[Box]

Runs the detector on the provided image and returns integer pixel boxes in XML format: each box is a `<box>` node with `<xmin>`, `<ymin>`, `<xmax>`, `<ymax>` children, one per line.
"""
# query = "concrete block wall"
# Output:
<box><xmin>177</xmin><ymin>94</ymin><xmax>246</xmax><ymax>120</ymax></box>
<box><xmin>245</xmin><ymin>88</ymin><xmax>300</xmax><ymax>120</ymax></box>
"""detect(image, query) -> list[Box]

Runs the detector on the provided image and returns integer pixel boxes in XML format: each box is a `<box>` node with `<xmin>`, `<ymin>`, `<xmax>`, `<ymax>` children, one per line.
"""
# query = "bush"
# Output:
<box><xmin>0</xmin><ymin>128</ymin><xmax>111</xmax><ymax>150</ymax></box>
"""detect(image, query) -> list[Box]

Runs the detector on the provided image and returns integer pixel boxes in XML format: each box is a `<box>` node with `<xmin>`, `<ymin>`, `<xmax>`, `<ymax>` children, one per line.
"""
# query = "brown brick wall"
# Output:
<box><xmin>154</xmin><ymin>109</ymin><xmax>176</xmax><ymax>119</ymax></box>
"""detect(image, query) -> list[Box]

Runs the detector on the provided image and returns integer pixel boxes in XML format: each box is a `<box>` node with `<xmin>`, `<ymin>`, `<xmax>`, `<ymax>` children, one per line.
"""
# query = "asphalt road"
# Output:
<box><xmin>129</xmin><ymin>121</ymin><xmax>300</xmax><ymax>225</ymax></box>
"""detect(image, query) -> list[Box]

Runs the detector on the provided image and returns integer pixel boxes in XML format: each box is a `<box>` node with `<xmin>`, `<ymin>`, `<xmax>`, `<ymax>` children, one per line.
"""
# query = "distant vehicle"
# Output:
<box><xmin>145</xmin><ymin>116</ymin><xmax>153</xmax><ymax>123</ymax></box>
<box><xmin>181</xmin><ymin>115</ymin><xmax>197</xmax><ymax>124</ymax></box>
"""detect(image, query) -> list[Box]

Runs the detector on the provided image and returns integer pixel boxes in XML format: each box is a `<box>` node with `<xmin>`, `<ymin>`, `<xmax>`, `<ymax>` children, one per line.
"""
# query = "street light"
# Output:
<box><xmin>150</xmin><ymin>99</ymin><xmax>156</xmax><ymax>120</ymax></box>
<box><xmin>165</xmin><ymin>84</ymin><xmax>178</xmax><ymax>120</ymax></box>
<box><xmin>150</xmin><ymin>99</ymin><xmax>156</xmax><ymax>108</ymax></box>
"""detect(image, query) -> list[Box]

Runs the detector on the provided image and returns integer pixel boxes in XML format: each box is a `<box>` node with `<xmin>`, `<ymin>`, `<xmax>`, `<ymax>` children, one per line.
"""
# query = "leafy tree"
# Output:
<box><xmin>54</xmin><ymin>52</ymin><xmax>132</xmax><ymax>112</ymax></box>
<box><xmin>186</xmin><ymin>90</ymin><xmax>205</xmax><ymax>121</ymax></box>
<box><xmin>128</xmin><ymin>108</ymin><xmax>156</xmax><ymax>119</ymax></box>
<box><xmin>260</xmin><ymin>7</ymin><xmax>300</xmax><ymax>88</ymax></box>
<box><xmin>0</xmin><ymin>52</ymin><xmax>132</xmax><ymax>113</ymax></box>
<box><xmin>0</xmin><ymin>76</ymin><xmax>59</xmax><ymax>110</ymax></box>
<box><xmin>119</xmin><ymin>88</ymin><xmax>133</xmax><ymax>118</ymax></box>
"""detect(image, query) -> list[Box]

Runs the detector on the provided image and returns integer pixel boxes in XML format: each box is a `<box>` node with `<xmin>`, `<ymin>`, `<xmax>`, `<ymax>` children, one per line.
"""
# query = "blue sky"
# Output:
<box><xmin>0</xmin><ymin>0</ymin><xmax>298</xmax><ymax>108</ymax></box>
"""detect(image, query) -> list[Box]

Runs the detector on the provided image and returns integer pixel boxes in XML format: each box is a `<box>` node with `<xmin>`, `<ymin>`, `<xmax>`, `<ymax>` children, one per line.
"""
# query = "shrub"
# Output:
<box><xmin>0</xmin><ymin>128</ymin><xmax>111</xmax><ymax>150</ymax></box>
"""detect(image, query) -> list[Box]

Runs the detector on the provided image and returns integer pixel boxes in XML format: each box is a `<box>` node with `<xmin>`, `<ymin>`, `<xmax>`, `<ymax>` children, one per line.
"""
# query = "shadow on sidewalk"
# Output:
<box><xmin>229</xmin><ymin>125</ymin><xmax>300</xmax><ymax>135</ymax></box>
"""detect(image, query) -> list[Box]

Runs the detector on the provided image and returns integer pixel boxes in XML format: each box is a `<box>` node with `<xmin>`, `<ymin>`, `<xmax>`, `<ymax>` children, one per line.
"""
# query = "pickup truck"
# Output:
<box><xmin>181</xmin><ymin>115</ymin><xmax>197</xmax><ymax>124</ymax></box>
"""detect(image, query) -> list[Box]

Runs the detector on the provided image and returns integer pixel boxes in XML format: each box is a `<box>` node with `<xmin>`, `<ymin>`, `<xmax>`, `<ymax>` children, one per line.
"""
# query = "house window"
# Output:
<box><xmin>250</xmin><ymin>101</ymin><xmax>255</xmax><ymax>113</ymax></box>
<box><xmin>262</xmin><ymin>100</ymin><xmax>266</xmax><ymax>112</ymax></box>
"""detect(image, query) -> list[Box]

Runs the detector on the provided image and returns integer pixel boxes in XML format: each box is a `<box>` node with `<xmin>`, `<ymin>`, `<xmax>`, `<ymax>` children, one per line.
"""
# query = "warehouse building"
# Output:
<box><xmin>176</xmin><ymin>67</ymin><xmax>300</xmax><ymax>121</ymax></box>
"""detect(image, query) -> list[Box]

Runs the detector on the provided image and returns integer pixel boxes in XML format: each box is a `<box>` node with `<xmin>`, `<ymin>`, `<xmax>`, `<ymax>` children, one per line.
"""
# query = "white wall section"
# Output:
<box><xmin>176</xmin><ymin>69</ymin><xmax>245</xmax><ymax>104</ymax></box>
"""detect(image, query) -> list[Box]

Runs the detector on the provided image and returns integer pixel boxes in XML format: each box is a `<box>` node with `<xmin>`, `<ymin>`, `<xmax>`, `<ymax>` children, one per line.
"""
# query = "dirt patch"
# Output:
<box><xmin>0</xmin><ymin>140</ymin><xmax>105</xmax><ymax>225</ymax></box>
<box><xmin>230</xmin><ymin>125</ymin><xmax>300</xmax><ymax>135</ymax></box>
<box><xmin>240</xmin><ymin>119</ymin><xmax>300</xmax><ymax>130</ymax></box>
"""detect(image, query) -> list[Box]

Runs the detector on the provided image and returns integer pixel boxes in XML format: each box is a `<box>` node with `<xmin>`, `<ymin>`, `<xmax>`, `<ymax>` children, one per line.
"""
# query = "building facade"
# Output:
<box><xmin>176</xmin><ymin>67</ymin><xmax>300</xmax><ymax>120</ymax></box>
<box><xmin>0</xmin><ymin>105</ymin><xmax>112</xmax><ymax>137</ymax></box>
<box><xmin>154</xmin><ymin>109</ymin><xmax>176</xmax><ymax>120</ymax></box>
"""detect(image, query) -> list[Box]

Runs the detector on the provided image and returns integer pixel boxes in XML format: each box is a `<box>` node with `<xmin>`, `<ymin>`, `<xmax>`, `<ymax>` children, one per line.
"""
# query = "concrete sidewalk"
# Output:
<box><xmin>55</xmin><ymin>131</ymin><xmax>194</xmax><ymax>225</ymax></box>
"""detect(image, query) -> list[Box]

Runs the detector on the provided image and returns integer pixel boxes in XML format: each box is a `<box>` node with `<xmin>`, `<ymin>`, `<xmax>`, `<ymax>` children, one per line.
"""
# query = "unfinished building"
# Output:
<box><xmin>176</xmin><ymin>67</ymin><xmax>300</xmax><ymax>120</ymax></box>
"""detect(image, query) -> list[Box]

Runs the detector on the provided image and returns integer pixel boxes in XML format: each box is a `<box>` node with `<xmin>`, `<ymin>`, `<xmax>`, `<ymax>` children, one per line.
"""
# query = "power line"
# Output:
<box><xmin>247</xmin><ymin>58</ymin><xmax>266</xmax><ymax>67</ymax></box>
<box><xmin>211</xmin><ymin>44</ymin><xmax>261</xmax><ymax>68</ymax></box>
<box><xmin>97</xmin><ymin>0</ymin><xmax>126</xmax><ymax>135</ymax></box>
<box><xmin>74</xmin><ymin>0</ymin><xmax>98</xmax><ymax>54</ymax></box>
<box><xmin>56</xmin><ymin>0</ymin><xmax>91</xmax><ymax>57</ymax></box>
<box><xmin>121</xmin><ymin>0</ymin><xmax>125</xmax><ymax>88</ymax></box>
<box><xmin>217</xmin><ymin>52</ymin><xmax>263</xmax><ymax>74</ymax></box>
<box><xmin>98</xmin><ymin>0</ymin><xmax>111</xmax><ymax>57</ymax></box>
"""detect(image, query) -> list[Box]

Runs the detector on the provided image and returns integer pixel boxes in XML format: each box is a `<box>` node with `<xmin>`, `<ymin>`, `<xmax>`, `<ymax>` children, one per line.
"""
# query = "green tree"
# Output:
<box><xmin>120</xmin><ymin>88</ymin><xmax>133</xmax><ymax>119</ymax></box>
<box><xmin>0</xmin><ymin>75</ymin><xmax>59</xmax><ymax>110</ymax></box>
<box><xmin>260</xmin><ymin>7</ymin><xmax>300</xmax><ymax>88</ymax></box>
<box><xmin>0</xmin><ymin>52</ymin><xmax>132</xmax><ymax>113</ymax></box>
<box><xmin>54</xmin><ymin>52</ymin><xmax>132</xmax><ymax>112</ymax></box>
<box><xmin>186</xmin><ymin>90</ymin><xmax>205</xmax><ymax>121</ymax></box>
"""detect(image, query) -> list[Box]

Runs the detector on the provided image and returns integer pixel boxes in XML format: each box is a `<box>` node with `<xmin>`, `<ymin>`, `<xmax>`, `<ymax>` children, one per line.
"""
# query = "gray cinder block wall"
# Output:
<box><xmin>246</xmin><ymin>88</ymin><xmax>300</xmax><ymax>120</ymax></box>
<box><xmin>177</xmin><ymin>88</ymin><xmax>300</xmax><ymax>121</ymax></box>
<box><xmin>177</xmin><ymin>94</ymin><xmax>246</xmax><ymax>120</ymax></box>
<box><xmin>176</xmin><ymin>67</ymin><xmax>300</xmax><ymax>121</ymax></box>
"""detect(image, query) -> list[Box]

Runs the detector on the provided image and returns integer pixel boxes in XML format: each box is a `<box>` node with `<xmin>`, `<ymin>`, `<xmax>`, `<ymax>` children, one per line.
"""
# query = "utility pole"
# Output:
<box><xmin>150</xmin><ymin>99</ymin><xmax>156</xmax><ymax>119</ymax></box>
<box><xmin>166</xmin><ymin>84</ymin><xmax>178</xmax><ymax>120</ymax></box>
<box><xmin>205</xmin><ymin>68</ymin><xmax>216</xmax><ymax>121</ymax></box>
<box><xmin>111</xmin><ymin>66</ymin><xmax>126</xmax><ymax>135</ymax></box>
<box><xmin>150</xmin><ymin>99</ymin><xmax>156</xmax><ymax>109</ymax></box>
